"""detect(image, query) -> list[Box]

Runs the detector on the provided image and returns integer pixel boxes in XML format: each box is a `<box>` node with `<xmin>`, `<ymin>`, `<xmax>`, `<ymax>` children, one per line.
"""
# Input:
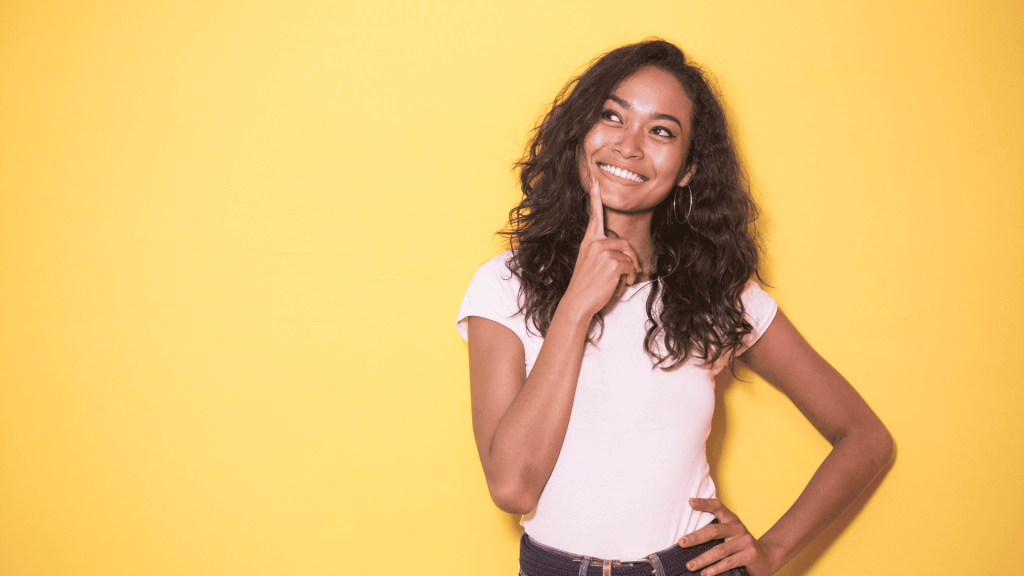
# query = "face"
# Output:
<box><xmin>580</xmin><ymin>66</ymin><xmax>695</xmax><ymax>215</ymax></box>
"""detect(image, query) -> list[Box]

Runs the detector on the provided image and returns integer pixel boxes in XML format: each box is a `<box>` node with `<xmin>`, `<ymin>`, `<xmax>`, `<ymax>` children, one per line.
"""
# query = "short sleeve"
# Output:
<box><xmin>455</xmin><ymin>253</ymin><xmax>529</xmax><ymax>345</ymax></box>
<box><xmin>737</xmin><ymin>280</ymin><xmax>779</xmax><ymax>355</ymax></box>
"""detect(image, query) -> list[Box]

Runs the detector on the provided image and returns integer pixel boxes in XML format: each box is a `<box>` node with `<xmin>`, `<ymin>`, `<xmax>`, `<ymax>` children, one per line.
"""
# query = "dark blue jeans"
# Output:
<box><xmin>518</xmin><ymin>521</ymin><xmax>749</xmax><ymax>576</ymax></box>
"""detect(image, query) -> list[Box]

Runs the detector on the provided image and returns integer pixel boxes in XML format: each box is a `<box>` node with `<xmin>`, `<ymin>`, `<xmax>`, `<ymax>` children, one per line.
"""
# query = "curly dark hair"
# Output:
<box><xmin>502</xmin><ymin>39</ymin><xmax>761</xmax><ymax>371</ymax></box>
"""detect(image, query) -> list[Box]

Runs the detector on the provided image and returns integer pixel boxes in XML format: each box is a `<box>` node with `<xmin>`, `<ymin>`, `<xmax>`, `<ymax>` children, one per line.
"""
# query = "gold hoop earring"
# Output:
<box><xmin>671</xmin><ymin>185</ymin><xmax>694</xmax><ymax>223</ymax></box>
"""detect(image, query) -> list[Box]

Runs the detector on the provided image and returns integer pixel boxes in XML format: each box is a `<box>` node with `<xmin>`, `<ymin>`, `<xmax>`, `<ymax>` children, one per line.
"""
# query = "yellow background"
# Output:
<box><xmin>2</xmin><ymin>1</ymin><xmax>1021</xmax><ymax>574</ymax></box>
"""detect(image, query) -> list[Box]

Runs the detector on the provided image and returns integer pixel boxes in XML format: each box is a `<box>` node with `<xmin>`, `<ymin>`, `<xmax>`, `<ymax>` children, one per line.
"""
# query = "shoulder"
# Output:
<box><xmin>740</xmin><ymin>279</ymin><xmax>777</xmax><ymax>317</ymax></box>
<box><xmin>456</xmin><ymin>251</ymin><xmax>525</xmax><ymax>342</ymax></box>
<box><xmin>465</xmin><ymin>251</ymin><xmax>522</xmax><ymax>301</ymax></box>
<box><xmin>737</xmin><ymin>279</ymin><xmax>779</xmax><ymax>353</ymax></box>
<box><xmin>470</xmin><ymin>251</ymin><xmax>519</xmax><ymax>285</ymax></box>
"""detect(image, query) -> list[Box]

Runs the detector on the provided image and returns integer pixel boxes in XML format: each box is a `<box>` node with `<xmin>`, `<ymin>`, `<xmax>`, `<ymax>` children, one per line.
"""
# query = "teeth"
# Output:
<box><xmin>599</xmin><ymin>163</ymin><xmax>646</xmax><ymax>183</ymax></box>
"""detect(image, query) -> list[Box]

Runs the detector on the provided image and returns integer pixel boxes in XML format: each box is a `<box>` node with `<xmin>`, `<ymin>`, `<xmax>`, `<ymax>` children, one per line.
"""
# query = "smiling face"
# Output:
<box><xmin>580</xmin><ymin>66</ymin><xmax>695</xmax><ymax>216</ymax></box>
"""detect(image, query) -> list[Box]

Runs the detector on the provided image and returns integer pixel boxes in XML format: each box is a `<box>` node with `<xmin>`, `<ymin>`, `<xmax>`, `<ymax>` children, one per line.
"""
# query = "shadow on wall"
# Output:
<box><xmin>708</xmin><ymin>369</ymin><xmax>897</xmax><ymax>576</ymax></box>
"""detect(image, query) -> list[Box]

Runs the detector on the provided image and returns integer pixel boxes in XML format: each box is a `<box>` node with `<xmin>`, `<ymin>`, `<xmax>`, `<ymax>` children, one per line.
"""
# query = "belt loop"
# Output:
<box><xmin>601</xmin><ymin>560</ymin><xmax>612</xmax><ymax>576</ymax></box>
<box><xmin>647</xmin><ymin>553</ymin><xmax>665</xmax><ymax>576</ymax></box>
<box><xmin>578</xmin><ymin>559</ymin><xmax>590</xmax><ymax>576</ymax></box>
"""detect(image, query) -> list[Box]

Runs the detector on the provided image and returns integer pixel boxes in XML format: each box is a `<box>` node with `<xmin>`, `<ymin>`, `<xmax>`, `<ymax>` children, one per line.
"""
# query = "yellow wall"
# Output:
<box><xmin>2</xmin><ymin>1</ymin><xmax>1021</xmax><ymax>574</ymax></box>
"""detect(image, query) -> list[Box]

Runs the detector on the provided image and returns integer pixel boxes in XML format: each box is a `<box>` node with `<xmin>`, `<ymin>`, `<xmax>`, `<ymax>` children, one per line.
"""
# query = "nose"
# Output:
<box><xmin>612</xmin><ymin>126</ymin><xmax>644</xmax><ymax>159</ymax></box>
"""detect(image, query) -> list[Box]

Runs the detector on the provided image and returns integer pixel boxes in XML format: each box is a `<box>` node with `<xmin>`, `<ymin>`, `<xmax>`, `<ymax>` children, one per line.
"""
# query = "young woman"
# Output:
<box><xmin>456</xmin><ymin>40</ymin><xmax>893</xmax><ymax>576</ymax></box>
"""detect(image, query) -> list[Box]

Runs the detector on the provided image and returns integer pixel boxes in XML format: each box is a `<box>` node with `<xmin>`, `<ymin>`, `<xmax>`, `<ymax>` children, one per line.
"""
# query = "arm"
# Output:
<box><xmin>682</xmin><ymin>308</ymin><xmax>894</xmax><ymax>576</ymax></box>
<box><xmin>468</xmin><ymin>180</ymin><xmax>640</xmax><ymax>514</ymax></box>
<box><xmin>467</xmin><ymin>304</ymin><xmax>590</xmax><ymax>514</ymax></box>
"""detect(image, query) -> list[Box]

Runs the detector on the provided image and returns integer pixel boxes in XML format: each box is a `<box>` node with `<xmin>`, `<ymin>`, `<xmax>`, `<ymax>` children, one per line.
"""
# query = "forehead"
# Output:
<box><xmin>609</xmin><ymin>67</ymin><xmax>693</xmax><ymax>121</ymax></box>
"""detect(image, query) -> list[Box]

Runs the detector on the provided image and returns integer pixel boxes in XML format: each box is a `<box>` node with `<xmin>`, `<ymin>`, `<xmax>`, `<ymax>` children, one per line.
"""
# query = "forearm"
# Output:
<box><xmin>483</xmin><ymin>300</ymin><xmax>592</xmax><ymax>513</ymax></box>
<box><xmin>758</xmin><ymin>425</ymin><xmax>894</xmax><ymax>572</ymax></box>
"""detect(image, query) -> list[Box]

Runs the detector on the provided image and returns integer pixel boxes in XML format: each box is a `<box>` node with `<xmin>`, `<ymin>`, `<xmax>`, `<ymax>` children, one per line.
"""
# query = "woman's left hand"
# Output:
<box><xmin>677</xmin><ymin>498</ymin><xmax>776</xmax><ymax>576</ymax></box>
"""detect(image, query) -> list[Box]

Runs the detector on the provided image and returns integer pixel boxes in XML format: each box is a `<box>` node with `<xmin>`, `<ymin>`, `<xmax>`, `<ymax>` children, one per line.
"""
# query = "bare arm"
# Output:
<box><xmin>468</xmin><ymin>306</ymin><xmax>590</xmax><ymax>513</ymax></box>
<box><xmin>683</xmin><ymin>309</ymin><xmax>894</xmax><ymax>576</ymax></box>
<box><xmin>468</xmin><ymin>180</ymin><xmax>640</xmax><ymax>514</ymax></box>
<box><xmin>744</xmin><ymin>309</ymin><xmax>894</xmax><ymax>570</ymax></box>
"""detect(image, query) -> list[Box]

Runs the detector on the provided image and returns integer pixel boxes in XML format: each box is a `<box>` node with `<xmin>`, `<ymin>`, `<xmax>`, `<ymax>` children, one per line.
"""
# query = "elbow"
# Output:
<box><xmin>859</xmin><ymin>422</ymin><xmax>896</xmax><ymax>472</ymax></box>
<box><xmin>836</xmin><ymin>419</ymin><xmax>895</xmax><ymax>473</ymax></box>
<box><xmin>487</xmin><ymin>477</ymin><xmax>539</xmax><ymax>515</ymax></box>
<box><xmin>875</xmin><ymin>426</ymin><xmax>896</xmax><ymax>469</ymax></box>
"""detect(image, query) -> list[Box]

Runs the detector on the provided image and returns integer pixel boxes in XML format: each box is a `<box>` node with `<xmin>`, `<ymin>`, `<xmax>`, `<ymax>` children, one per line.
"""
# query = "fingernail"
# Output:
<box><xmin>680</xmin><ymin>536</ymin><xmax>688</xmax><ymax>545</ymax></box>
<box><xmin>687</xmin><ymin>562</ymin><xmax>695</xmax><ymax>570</ymax></box>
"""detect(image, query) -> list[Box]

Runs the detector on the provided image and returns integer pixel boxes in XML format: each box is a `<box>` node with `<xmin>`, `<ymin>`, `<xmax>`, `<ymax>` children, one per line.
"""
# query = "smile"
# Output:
<box><xmin>597</xmin><ymin>162</ymin><xmax>648</xmax><ymax>183</ymax></box>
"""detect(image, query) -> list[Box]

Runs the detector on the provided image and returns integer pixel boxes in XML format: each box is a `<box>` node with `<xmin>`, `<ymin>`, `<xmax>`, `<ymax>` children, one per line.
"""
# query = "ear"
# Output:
<box><xmin>677</xmin><ymin>164</ymin><xmax>697</xmax><ymax>188</ymax></box>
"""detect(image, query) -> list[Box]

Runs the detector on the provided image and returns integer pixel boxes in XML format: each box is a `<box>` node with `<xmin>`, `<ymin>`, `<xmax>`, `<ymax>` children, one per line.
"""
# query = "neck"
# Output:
<box><xmin>604</xmin><ymin>209</ymin><xmax>656</xmax><ymax>279</ymax></box>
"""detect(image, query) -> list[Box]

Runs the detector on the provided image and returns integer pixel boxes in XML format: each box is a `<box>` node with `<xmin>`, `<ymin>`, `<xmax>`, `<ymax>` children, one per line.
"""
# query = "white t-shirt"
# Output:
<box><xmin>456</xmin><ymin>252</ymin><xmax>778</xmax><ymax>561</ymax></box>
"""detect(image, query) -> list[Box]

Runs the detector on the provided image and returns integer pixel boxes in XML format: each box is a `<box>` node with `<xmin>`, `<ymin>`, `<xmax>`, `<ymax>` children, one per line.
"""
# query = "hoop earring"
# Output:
<box><xmin>672</xmin><ymin>185</ymin><xmax>694</xmax><ymax>223</ymax></box>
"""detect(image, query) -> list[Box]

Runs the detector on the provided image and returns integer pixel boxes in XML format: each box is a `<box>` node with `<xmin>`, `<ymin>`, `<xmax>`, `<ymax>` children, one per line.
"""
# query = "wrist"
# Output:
<box><xmin>756</xmin><ymin>536</ymin><xmax>789</xmax><ymax>575</ymax></box>
<box><xmin>553</xmin><ymin>297</ymin><xmax>595</xmax><ymax>330</ymax></box>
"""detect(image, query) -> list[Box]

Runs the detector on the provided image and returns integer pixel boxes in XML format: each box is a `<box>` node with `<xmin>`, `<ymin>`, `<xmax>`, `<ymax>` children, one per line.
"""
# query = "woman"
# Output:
<box><xmin>456</xmin><ymin>40</ymin><xmax>893</xmax><ymax>576</ymax></box>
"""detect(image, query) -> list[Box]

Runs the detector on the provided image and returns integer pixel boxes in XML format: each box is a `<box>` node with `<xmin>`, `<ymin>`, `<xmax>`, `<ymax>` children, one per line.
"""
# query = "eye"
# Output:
<box><xmin>651</xmin><ymin>125</ymin><xmax>676</xmax><ymax>138</ymax></box>
<box><xmin>601</xmin><ymin>109</ymin><xmax>622</xmax><ymax>123</ymax></box>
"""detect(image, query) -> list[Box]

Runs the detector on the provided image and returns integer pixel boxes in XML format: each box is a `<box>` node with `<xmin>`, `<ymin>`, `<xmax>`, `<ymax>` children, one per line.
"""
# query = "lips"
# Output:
<box><xmin>597</xmin><ymin>162</ymin><xmax>648</xmax><ymax>183</ymax></box>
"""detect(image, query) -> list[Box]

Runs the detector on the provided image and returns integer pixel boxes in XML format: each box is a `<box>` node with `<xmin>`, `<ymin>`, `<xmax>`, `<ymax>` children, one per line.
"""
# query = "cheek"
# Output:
<box><xmin>582</xmin><ymin>126</ymin><xmax>614</xmax><ymax>156</ymax></box>
<box><xmin>581</xmin><ymin>135</ymin><xmax>597</xmax><ymax>159</ymax></box>
<box><xmin>579</xmin><ymin>131</ymin><xmax>604</xmax><ymax>182</ymax></box>
<box><xmin>655</xmin><ymin>148</ymin><xmax>687</xmax><ymax>181</ymax></box>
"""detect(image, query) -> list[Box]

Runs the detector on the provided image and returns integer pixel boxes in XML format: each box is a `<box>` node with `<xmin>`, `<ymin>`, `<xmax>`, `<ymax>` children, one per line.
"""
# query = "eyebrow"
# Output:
<box><xmin>608</xmin><ymin>95</ymin><xmax>683</xmax><ymax>129</ymax></box>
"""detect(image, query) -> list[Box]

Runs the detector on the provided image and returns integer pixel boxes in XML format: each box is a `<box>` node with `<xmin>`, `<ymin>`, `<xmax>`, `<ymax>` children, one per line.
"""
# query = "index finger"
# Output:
<box><xmin>690</xmin><ymin>497</ymin><xmax>731</xmax><ymax>519</ymax></box>
<box><xmin>586</xmin><ymin>177</ymin><xmax>605</xmax><ymax>239</ymax></box>
<box><xmin>677</xmin><ymin>522</ymin><xmax>723</xmax><ymax>548</ymax></box>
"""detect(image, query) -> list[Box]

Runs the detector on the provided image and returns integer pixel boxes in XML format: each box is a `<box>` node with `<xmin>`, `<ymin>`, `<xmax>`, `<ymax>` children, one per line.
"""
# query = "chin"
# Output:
<box><xmin>604</xmin><ymin>202</ymin><xmax>649</xmax><ymax>215</ymax></box>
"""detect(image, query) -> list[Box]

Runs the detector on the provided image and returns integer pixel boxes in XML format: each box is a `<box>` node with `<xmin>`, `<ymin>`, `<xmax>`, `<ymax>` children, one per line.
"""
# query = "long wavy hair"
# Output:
<box><xmin>502</xmin><ymin>39</ymin><xmax>761</xmax><ymax>371</ymax></box>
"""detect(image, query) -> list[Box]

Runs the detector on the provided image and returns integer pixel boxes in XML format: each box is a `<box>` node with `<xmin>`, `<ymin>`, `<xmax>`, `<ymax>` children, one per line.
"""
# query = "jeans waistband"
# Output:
<box><xmin>518</xmin><ymin>521</ymin><xmax>748</xmax><ymax>576</ymax></box>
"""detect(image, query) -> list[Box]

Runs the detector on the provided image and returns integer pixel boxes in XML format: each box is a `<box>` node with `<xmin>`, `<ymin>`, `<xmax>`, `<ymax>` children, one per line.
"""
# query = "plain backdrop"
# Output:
<box><xmin>1</xmin><ymin>1</ymin><xmax>1022</xmax><ymax>574</ymax></box>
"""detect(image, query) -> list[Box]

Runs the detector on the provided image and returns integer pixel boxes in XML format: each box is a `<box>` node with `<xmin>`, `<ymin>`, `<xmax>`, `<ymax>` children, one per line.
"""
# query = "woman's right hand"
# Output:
<box><xmin>469</xmin><ymin>179</ymin><xmax>635</xmax><ymax>514</ymax></box>
<box><xmin>562</xmin><ymin>179</ymin><xmax>642</xmax><ymax>319</ymax></box>
<box><xmin>468</xmin><ymin>178</ymin><xmax>640</xmax><ymax>514</ymax></box>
